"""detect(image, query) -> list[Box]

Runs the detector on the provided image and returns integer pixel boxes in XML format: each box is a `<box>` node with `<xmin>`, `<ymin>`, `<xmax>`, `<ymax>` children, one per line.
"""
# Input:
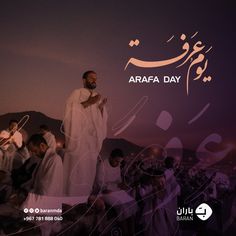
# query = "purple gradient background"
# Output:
<box><xmin>0</xmin><ymin>0</ymin><xmax>235</xmax><ymax>149</ymax></box>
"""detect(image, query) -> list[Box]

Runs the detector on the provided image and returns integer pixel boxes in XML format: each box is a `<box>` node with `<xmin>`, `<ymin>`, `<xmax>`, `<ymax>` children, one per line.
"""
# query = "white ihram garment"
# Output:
<box><xmin>22</xmin><ymin>148</ymin><xmax>63</xmax><ymax>210</ymax></box>
<box><xmin>43</xmin><ymin>131</ymin><xmax>57</xmax><ymax>152</ymax></box>
<box><xmin>0</xmin><ymin>130</ymin><xmax>22</xmax><ymax>171</ymax></box>
<box><xmin>63</xmin><ymin>88</ymin><xmax>107</xmax><ymax>196</ymax></box>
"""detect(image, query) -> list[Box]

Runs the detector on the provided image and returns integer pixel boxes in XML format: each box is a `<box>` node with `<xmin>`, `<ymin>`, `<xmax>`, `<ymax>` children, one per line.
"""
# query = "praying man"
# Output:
<box><xmin>63</xmin><ymin>70</ymin><xmax>108</xmax><ymax>196</ymax></box>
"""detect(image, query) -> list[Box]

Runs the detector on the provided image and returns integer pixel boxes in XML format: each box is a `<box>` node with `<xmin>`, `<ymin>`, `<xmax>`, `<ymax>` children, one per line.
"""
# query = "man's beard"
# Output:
<box><xmin>86</xmin><ymin>82</ymin><xmax>96</xmax><ymax>90</ymax></box>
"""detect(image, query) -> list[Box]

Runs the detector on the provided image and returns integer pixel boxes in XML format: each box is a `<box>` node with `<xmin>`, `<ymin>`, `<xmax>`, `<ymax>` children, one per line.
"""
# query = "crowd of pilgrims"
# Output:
<box><xmin>0</xmin><ymin>120</ymin><xmax>235</xmax><ymax>236</ymax></box>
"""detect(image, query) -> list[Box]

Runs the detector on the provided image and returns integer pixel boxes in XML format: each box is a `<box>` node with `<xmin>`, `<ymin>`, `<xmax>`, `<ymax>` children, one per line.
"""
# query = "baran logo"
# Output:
<box><xmin>177</xmin><ymin>203</ymin><xmax>213</xmax><ymax>221</ymax></box>
<box><xmin>195</xmin><ymin>203</ymin><xmax>213</xmax><ymax>221</ymax></box>
<box><xmin>176</xmin><ymin>207</ymin><xmax>194</xmax><ymax>221</ymax></box>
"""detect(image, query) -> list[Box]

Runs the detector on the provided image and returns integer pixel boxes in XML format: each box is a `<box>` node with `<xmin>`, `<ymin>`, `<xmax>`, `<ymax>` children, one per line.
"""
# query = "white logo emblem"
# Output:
<box><xmin>35</xmin><ymin>208</ymin><xmax>39</xmax><ymax>213</ymax></box>
<box><xmin>195</xmin><ymin>203</ymin><xmax>212</xmax><ymax>221</ymax></box>
<box><xmin>23</xmin><ymin>208</ymin><xmax>28</xmax><ymax>213</ymax></box>
<box><xmin>29</xmin><ymin>208</ymin><xmax>34</xmax><ymax>213</ymax></box>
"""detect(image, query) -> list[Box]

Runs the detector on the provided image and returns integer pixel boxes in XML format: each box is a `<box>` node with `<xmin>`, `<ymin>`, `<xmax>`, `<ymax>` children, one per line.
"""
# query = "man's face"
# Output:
<box><xmin>174</xmin><ymin>156</ymin><xmax>181</xmax><ymax>169</ymax></box>
<box><xmin>28</xmin><ymin>143</ymin><xmax>47</xmax><ymax>158</ymax></box>
<box><xmin>9</xmin><ymin>122</ymin><xmax>18</xmax><ymax>132</ymax></box>
<box><xmin>84</xmin><ymin>72</ymin><xmax>97</xmax><ymax>90</ymax></box>
<box><xmin>152</xmin><ymin>176</ymin><xmax>166</xmax><ymax>191</ymax></box>
<box><xmin>39</xmin><ymin>128</ymin><xmax>47</xmax><ymax>135</ymax></box>
<box><xmin>109</xmin><ymin>156</ymin><xmax>123</xmax><ymax>167</ymax></box>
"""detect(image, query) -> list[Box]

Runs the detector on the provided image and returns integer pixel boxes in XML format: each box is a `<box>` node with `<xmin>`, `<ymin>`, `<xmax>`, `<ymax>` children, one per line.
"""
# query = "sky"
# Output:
<box><xmin>0</xmin><ymin>0</ymin><xmax>235</xmax><ymax>149</ymax></box>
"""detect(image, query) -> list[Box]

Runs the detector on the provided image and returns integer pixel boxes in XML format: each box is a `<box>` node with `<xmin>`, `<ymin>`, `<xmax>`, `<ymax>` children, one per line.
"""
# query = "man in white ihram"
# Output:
<box><xmin>0</xmin><ymin>120</ymin><xmax>23</xmax><ymax>171</ymax></box>
<box><xmin>39</xmin><ymin>124</ymin><xmax>57</xmax><ymax>152</ymax></box>
<box><xmin>63</xmin><ymin>70</ymin><xmax>108</xmax><ymax>196</ymax></box>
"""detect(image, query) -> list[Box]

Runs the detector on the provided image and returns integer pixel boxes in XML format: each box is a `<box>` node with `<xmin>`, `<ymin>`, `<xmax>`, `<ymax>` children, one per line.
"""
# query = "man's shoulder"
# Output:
<box><xmin>44</xmin><ymin>131</ymin><xmax>55</xmax><ymax>139</ymax></box>
<box><xmin>97</xmin><ymin>158</ymin><xmax>110</xmax><ymax>169</ymax></box>
<box><xmin>67</xmin><ymin>88</ymin><xmax>81</xmax><ymax>98</ymax></box>
<box><xmin>66</xmin><ymin>88</ymin><xmax>90</xmax><ymax>102</ymax></box>
<box><xmin>14</xmin><ymin>130</ymin><xmax>22</xmax><ymax>137</ymax></box>
<box><xmin>44</xmin><ymin>149</ymin><xmax>62</xmax><ymax>165</ymax></box>
<box><xmin>69</xmin><ymin>88</ymin><xmax>87</xmax><ymax>95</ymax></box>
<box><xmin>0</xmin><ymin>130</ymin><xmax>9</xmax><ymax>138</ymax></box>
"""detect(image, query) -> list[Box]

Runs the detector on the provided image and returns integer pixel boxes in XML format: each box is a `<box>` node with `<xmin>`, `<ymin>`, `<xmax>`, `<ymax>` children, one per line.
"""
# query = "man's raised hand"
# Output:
<box><xmin>81</xmin><ymin>93</ymin><xmax>101</xmax><ymax>108</ymax></box>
